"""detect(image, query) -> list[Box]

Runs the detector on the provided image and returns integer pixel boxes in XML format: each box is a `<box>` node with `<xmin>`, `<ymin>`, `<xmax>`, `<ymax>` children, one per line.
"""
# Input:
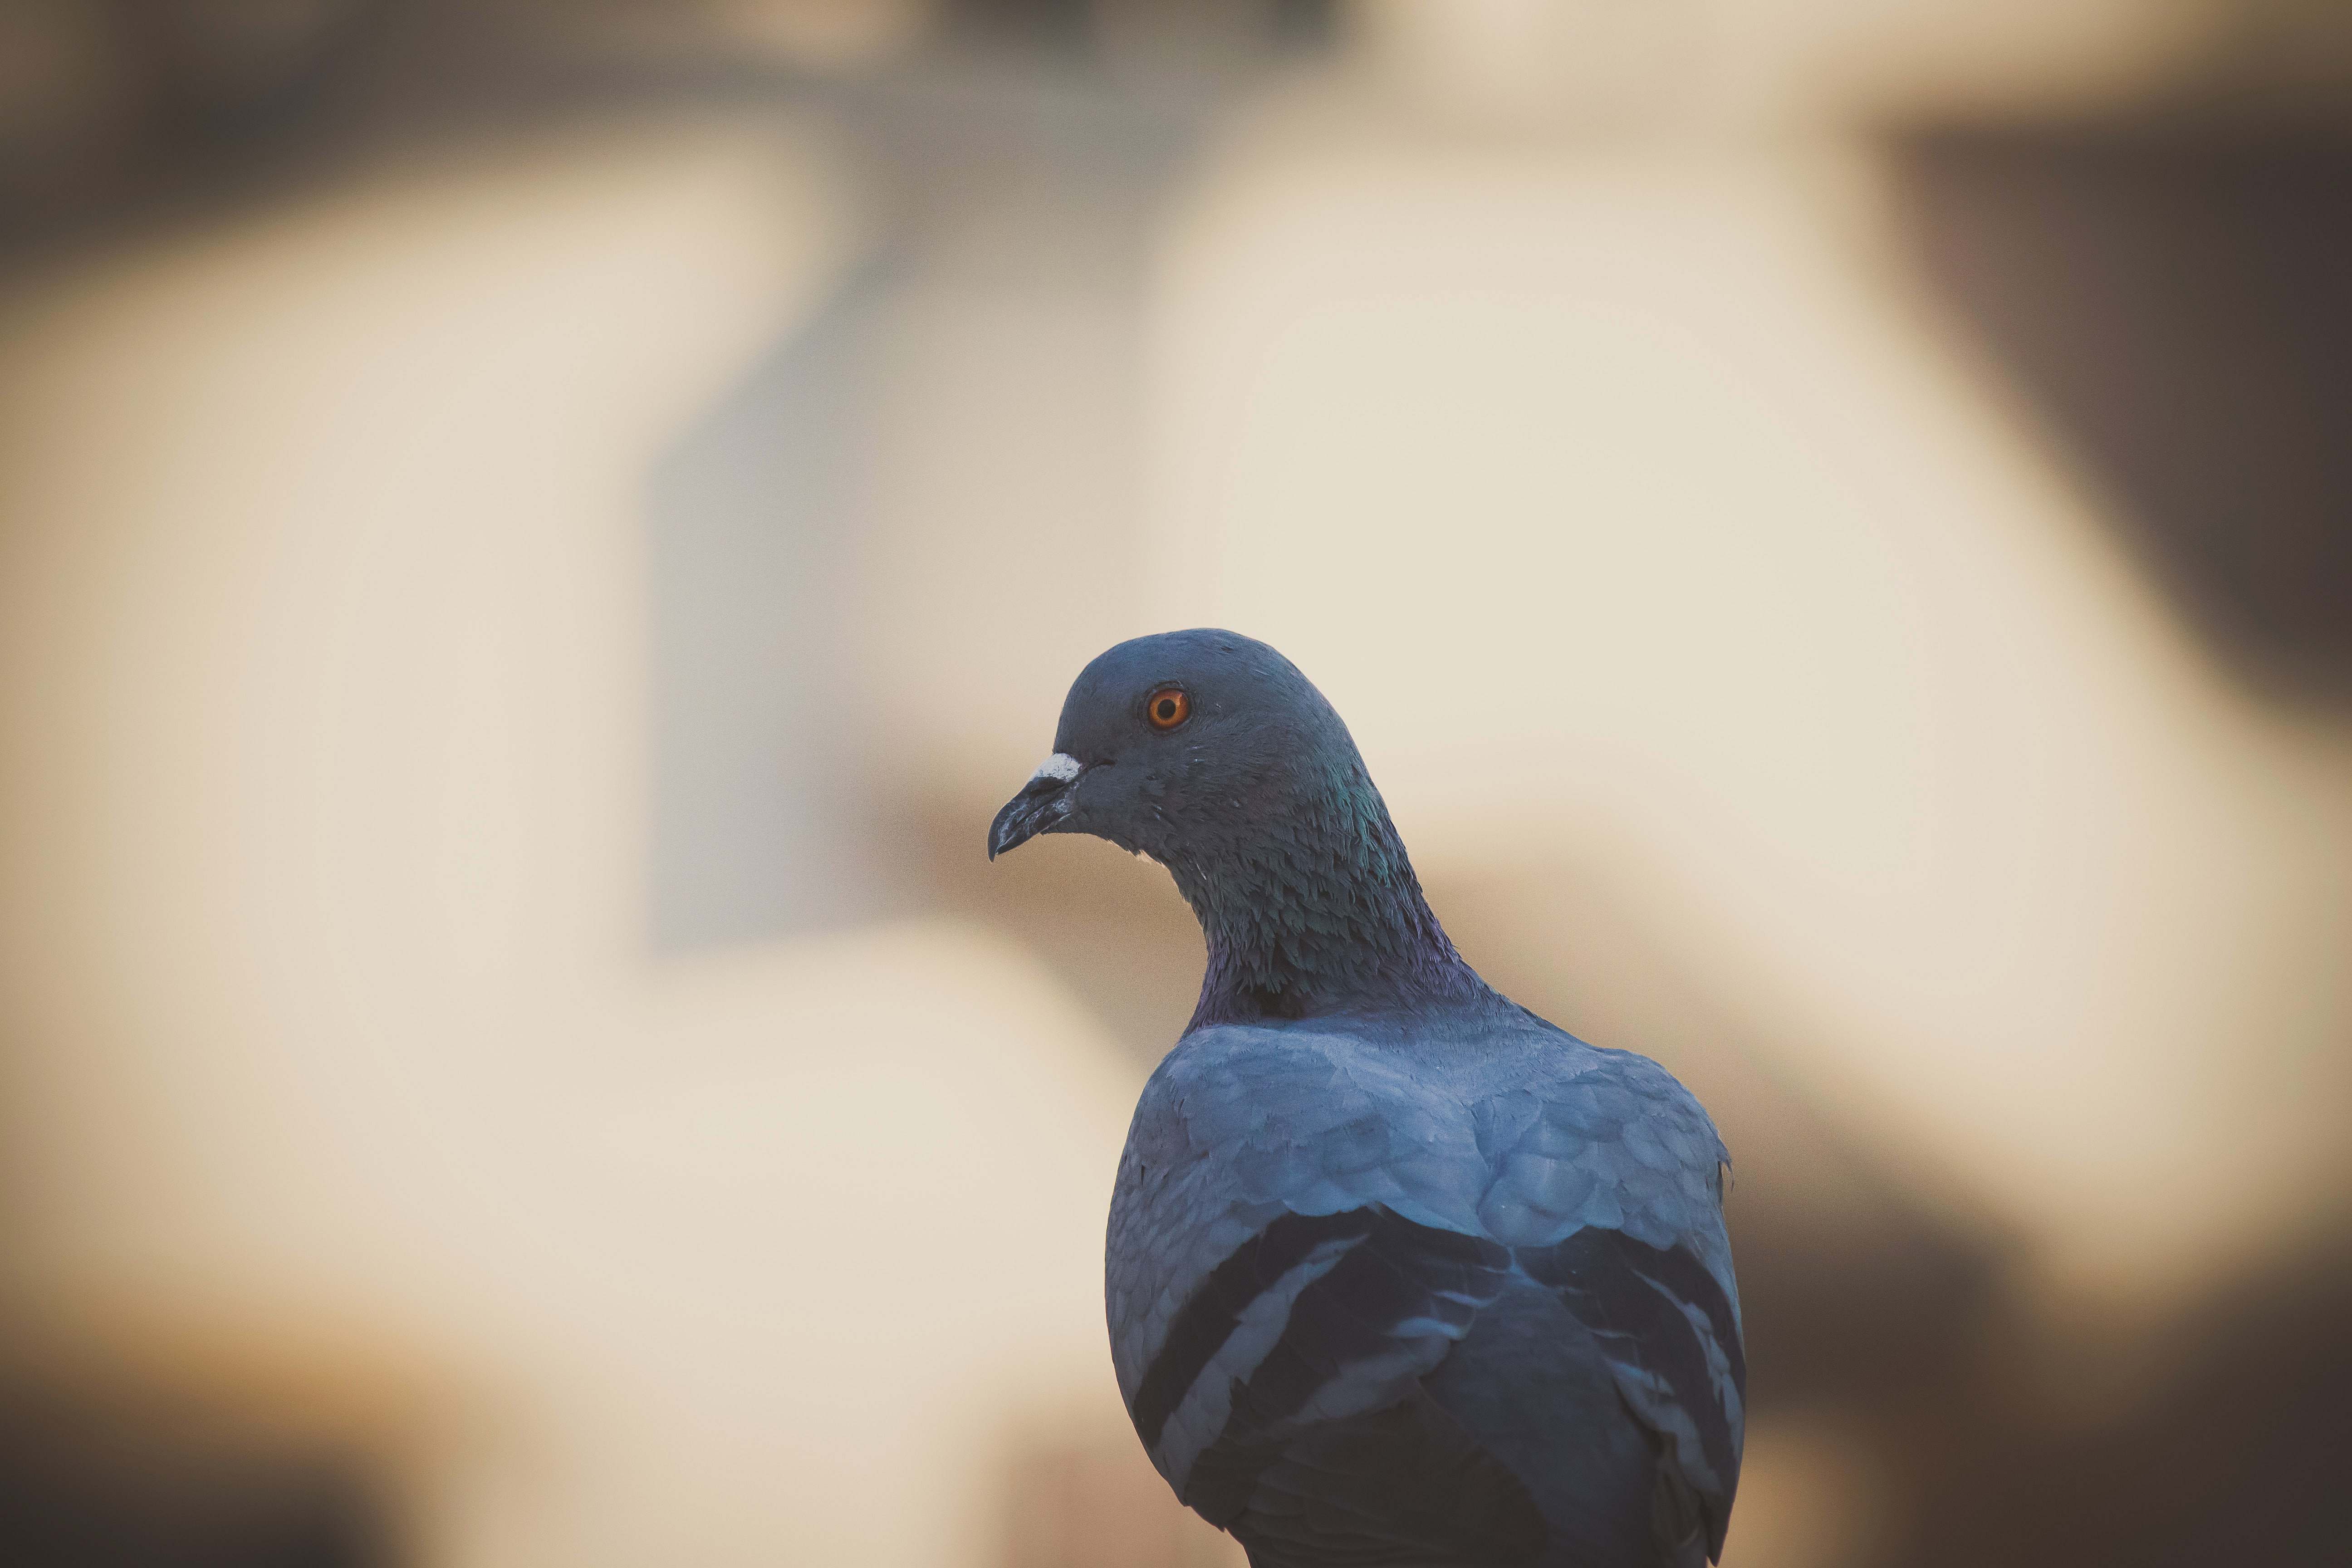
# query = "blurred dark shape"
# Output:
<box><xmin>0</xmin><ymin>0</ymin><xmax>1335</xmax><ymax>245</ymax></box>
<box><xmin>0</xmin><ymin>0</ymin><xmax>384</xmax><ymax>235</ymax></box>
<box><xmin>951</xmin><ymin>0</ymin><xmax>1094</xmax><ymax>50</ymax></box>
<box><xmin>952</xmin><ymin>0</ymin><xmax>1333</xmax><ymax>57</ymax></box>
<box><xmin>2178</xmin><ymin>0</ymin><xmax>2352</xmax><ymax>119</ymax></box>
<box><xmin>127</xmin><ymin>0</ymin><xmax>381</xmax><ymax>134</ymax></box>
<box><xmin>1901</xmin><ymin>1242</ymin><xmax>2352</xmax><ymax>1568</ymax></box>
<box><xmin>0</xmin><ymin>1377</ymin><xmax>387</xmax><ymax>1568</ymax></box>
<box><xmin>1903</xmin><ymin>125</ymin><xmax>2352</xmax><ymax>706</ymax></box>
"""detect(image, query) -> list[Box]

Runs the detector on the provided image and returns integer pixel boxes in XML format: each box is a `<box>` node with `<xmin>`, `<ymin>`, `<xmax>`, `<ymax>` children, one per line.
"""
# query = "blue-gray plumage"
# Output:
<box><xmin>989</xmin><ymin>630</ymin><xmax>1743</xmax><ymax>1568</ymax></box>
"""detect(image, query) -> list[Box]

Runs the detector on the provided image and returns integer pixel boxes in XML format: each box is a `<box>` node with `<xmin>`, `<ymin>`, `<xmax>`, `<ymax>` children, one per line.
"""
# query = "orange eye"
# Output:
<box><xmin>1146</xmin><ymin>688</ymin><xmax>1191</xmax><ymax>730</ymax></box>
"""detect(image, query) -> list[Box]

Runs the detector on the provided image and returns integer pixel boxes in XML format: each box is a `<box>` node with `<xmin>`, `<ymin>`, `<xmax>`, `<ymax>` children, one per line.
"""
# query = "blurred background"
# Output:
<box><xmin>0</xmin><ymin>1</ymin><xmax>2347</xmax><ymax>1564</ymax></box>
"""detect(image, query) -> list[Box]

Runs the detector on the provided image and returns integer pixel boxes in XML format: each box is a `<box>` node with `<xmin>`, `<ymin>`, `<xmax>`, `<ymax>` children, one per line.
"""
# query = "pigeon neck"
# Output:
<box><xmin>1170</xmin><ymin>767</ymin><xmax>1490</xmax><ymax>1033</ymax></box>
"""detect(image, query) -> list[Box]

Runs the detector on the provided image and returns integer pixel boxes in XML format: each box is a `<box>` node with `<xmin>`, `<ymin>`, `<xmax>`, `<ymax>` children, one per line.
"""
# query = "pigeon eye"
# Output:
<box><xmin>1146</xmin><ymin>688</ymin><xmax>1191</xmax><ymax>730</ymax></box>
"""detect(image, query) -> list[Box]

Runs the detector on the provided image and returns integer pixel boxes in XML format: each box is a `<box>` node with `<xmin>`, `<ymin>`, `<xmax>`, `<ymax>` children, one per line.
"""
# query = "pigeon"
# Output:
<box><xmin>989</xmin><ymin>629</ymin><xmax>1743</xmax><ymax>1568</ymax></box>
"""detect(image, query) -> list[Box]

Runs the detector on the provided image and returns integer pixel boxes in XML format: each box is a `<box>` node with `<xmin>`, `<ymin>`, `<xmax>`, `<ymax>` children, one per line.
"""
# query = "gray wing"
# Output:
<box><xmin>1106</xmin><ymin>1024</ymin><xmax>1743</xmax><ymax>1567</ymax></box>
<box><xmin>1474</xmin><ymin>1049</ymin><xmax>1746</xmax><ymax>1559</ymax></box>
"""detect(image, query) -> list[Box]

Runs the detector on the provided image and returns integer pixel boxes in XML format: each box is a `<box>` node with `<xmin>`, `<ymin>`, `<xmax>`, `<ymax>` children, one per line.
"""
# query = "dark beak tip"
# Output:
<box><xmin>988</xmin><ymin>775</ymin><xmax>1075</xmax><ymax>863</ymax></box>
<box><xmin>986</xmin><ymin>795</ymin><xmax>1037</xmax><ymax>862</ymax></box>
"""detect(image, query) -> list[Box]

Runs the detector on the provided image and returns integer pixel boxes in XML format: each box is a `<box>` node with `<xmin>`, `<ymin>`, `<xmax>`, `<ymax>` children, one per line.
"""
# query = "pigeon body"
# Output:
<box><xmin>990</xmin><ymin>631</ymin><xmax>1743</xmax><ymax>1568</ymax></box>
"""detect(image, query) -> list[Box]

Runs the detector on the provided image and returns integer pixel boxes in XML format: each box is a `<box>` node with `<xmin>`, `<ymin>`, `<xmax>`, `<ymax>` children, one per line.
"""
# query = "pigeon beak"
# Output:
<box><xmin>988</xmin><ymin>753</ymin><xmax>1086</xmax><ymax>860</ymax></box>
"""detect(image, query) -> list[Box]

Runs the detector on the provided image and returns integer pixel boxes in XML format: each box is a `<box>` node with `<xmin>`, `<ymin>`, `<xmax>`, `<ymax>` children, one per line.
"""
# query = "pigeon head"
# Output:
<box><xmin>989</xmin><ymin>628</ymin><xmax>1488</xmax><ymax>1029</ymax></box>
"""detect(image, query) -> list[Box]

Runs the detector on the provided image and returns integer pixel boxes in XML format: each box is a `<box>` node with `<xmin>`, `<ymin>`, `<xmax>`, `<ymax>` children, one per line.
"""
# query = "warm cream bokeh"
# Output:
<box><xmin>0</xmin><ymin>4</ymin><xmax>2344</xmax><ymax>1567</ymax></box>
